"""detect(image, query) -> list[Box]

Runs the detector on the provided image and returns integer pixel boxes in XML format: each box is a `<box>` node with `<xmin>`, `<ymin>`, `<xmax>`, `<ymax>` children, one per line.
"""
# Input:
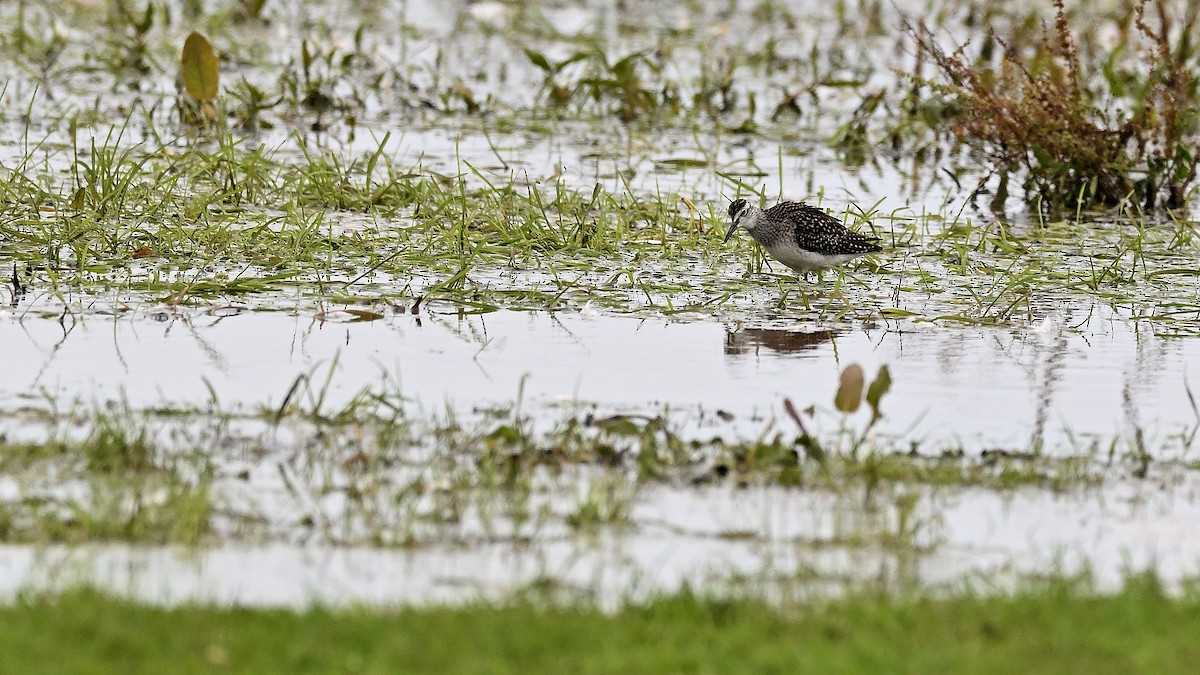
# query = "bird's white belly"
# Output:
<box><xmin>767</xmin><ymin>244</ymin><xmax>862</xmax><ymax>273</ymax></box>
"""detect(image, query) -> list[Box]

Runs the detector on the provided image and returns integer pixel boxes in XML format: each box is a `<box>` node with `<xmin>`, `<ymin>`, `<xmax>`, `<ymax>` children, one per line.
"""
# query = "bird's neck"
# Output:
<box><xmin>744</xmin><ymin>210</ymin><xmax>781</xmax><ymax>243</ymax></box>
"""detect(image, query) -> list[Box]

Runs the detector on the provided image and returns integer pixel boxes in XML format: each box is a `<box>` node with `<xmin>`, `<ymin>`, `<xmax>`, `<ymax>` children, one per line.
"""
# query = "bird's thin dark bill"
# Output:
<box><xmin>723</xmin><ymin>222</ymin><xmax>738</xmax><ymax>243</ymax></box>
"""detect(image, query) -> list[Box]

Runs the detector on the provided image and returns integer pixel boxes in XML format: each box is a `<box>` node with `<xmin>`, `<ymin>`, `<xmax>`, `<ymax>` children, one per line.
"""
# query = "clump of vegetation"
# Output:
<box><xmin>915</xmin><ymin>0</ymin><xmax>1200</xmax><ymax>212</ymax></box>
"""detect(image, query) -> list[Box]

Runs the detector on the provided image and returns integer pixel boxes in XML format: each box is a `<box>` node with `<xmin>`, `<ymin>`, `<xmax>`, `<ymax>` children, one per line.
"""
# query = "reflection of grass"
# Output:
<box><xmin>5</xmin><ymin>575</ymin><xmax>1199</xmax><ymax>672</ymax></box>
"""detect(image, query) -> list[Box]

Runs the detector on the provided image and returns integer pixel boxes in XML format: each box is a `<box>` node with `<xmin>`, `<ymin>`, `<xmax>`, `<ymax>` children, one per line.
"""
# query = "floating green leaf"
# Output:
<box><xmin>181</xmin><ymin>31</ymin><xmax>219</xmax><ymax>101</ymax></box>
<box><xmin>878</xmin><ymin>308</ymin><xmax>918</xmax><ymax>318</ymax></box>
<box><xmin>834</xmin><ymin>364</ymin><xmax>865</xmax><ymax>413</ymax></box>
<box><xmin>654</xmin><ymin>158</ymin><xmax>709</xmax><ymax>169</ymax></box>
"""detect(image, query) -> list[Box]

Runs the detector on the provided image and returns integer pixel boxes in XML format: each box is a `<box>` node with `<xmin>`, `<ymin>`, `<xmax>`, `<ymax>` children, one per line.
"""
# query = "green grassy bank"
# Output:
<box><xmin>5</xmin><ymin>577</ymin><xmax>1198</xmax><ymax>674</ymax></box>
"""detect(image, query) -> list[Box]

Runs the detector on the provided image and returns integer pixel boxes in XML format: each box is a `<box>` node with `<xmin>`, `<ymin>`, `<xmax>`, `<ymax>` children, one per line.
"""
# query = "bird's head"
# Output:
<box><xmin>724</xmin><ymin>198</ymin><xmax>756</xmax><ymax>243</ymax></box>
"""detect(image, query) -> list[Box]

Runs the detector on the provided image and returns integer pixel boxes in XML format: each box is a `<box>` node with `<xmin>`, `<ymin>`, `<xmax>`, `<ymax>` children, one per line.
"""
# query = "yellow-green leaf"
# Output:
<box><xmin>866</xmin><ymin>365</ymin><xmax>892</xmax><ymax>421</ymax></box>
<box><xmin>181</xmin><ymin>31</ymin><xmax>219</xmax><ymax>101</ymax></box>
<box><xmin>834</xmin><ymin>364</ymin><xmax>865</xmax><ymax>413</ymax></box>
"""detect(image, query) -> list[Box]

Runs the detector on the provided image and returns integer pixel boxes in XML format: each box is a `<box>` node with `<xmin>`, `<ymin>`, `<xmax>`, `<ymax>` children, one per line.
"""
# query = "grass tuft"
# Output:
<box><xmin>914</xmin><ymin>0</ymin><xmax>1200</xmax><ymax>212</ymax></box>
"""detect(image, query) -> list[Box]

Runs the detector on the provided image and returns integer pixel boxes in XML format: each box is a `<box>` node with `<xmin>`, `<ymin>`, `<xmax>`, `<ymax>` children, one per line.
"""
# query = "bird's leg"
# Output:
<box><xmin>800</xmin><ymin>270</ymin><xmax>823</xmax><ymax>304</ymax></box>
<box><xmin>792</xmin><ymin>278</ymin><xmax>813</xmax><ymax>309</ymax></box>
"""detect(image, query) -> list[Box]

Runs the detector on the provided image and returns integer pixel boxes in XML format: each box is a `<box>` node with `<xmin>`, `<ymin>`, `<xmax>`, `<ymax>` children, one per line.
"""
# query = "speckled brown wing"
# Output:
<box><xmin>765</xmin><ymin>202</ymin><xmax>882</xmax><ymax>255</ymax></box>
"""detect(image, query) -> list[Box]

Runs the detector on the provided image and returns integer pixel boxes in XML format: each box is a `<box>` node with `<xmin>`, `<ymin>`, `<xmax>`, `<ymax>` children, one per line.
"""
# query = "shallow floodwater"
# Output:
<box><xmin>3</xmin><ymin>300</ymin><xmax>1196</xmax><ymax>455</ymax></box>
<box><xmin>3</xmin><ymin>474</ymin><xmax>1200</xmax><ymax>607</ymax></box>
<box><xmin>7</xmin><ymin>294</ymin><xmax>1199</xmax><ymax>603</ymax></box>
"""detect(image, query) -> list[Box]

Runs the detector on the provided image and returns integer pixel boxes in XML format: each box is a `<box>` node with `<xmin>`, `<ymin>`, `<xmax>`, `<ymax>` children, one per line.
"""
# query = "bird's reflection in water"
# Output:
<box><xmin>724</xmin><ymin>326</ymin><xmax>840</xmax><ymax>356</ymax></box>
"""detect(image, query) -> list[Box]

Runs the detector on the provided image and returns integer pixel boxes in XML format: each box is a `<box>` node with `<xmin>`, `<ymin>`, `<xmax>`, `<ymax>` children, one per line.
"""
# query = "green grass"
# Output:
<box><xmin>6</xmin><ymin>124</ymin><xmax>1200</xmax><ymax>329</ymax></box>
<box><xmin>5</xmin><ymin>576</ymin><xmax>1199</xmax><ymax>673</ymax></box>
<box><xmin>2</xmin><ymin>0</ymin><xmax>1199</xmax><ymax>329</ymax></box>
